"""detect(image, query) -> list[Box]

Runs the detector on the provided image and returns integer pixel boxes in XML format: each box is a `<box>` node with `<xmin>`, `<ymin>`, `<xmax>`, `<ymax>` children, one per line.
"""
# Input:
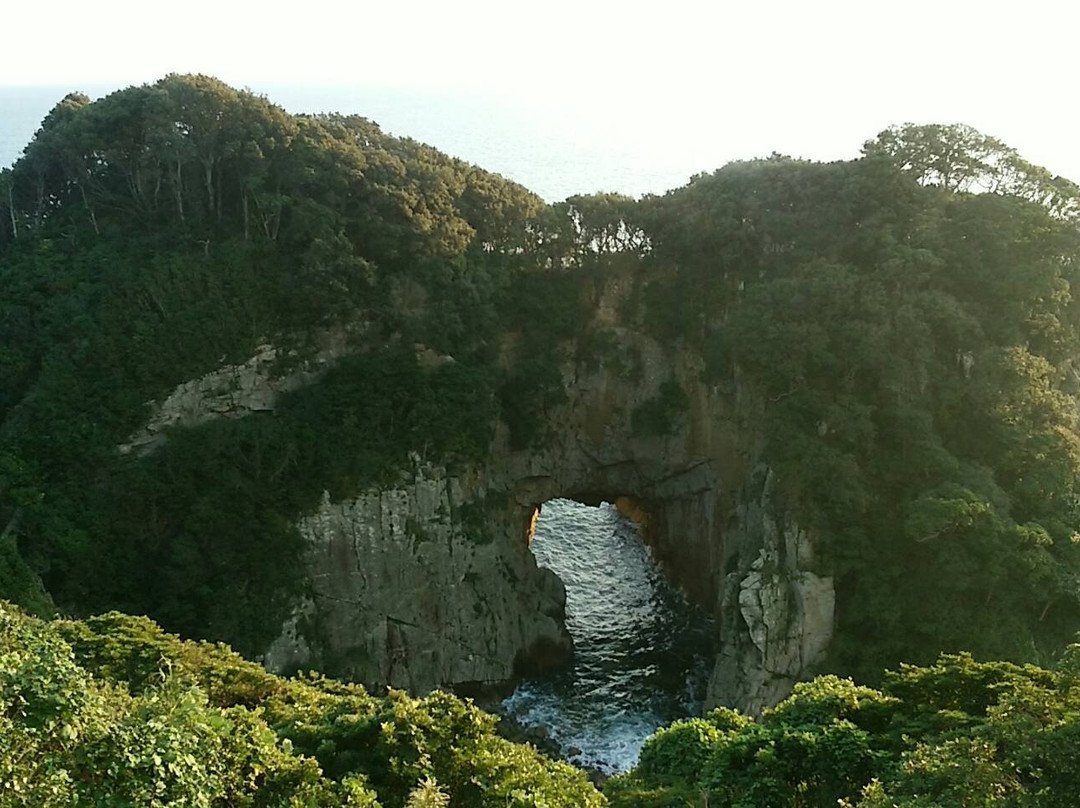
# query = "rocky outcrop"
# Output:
<box><xmin>707</xmin><ymin>467</ymin><xmax>834</xmax><ymax>715</ymax></box>
<box><xmin>120</xmin><ymin>329</ymin><xmax>354</xmax><ymax>456</ymax></box>
<box><xmin>262</xmin><ymin>312</ymin><xmax>746</xmax><ymax>694</ymax></box>
<box><xmin>262</xmin><ymin>278</ymin><xmax>833</xmax><ymax>710</ymax></box>
<box><xmin>264</xmin><ymin>463</ymin><xmax>570</xmax><ymax>691</ymax></box>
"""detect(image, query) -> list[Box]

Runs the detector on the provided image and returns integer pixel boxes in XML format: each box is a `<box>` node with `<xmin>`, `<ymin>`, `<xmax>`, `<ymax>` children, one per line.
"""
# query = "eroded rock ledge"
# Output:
<box><xmin>708</xmin><ymin>467</ymin><xmax>834</xmax><ymax>713</ymax></box>
<box><xmin>120</xmin><ymin>328</ymin><xmax>355</xmax><ymax>456</ymax></box>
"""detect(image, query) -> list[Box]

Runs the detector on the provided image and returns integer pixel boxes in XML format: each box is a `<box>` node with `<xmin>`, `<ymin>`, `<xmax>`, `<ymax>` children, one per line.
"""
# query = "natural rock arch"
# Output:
<box><xmin>260</xmin><ymin>280</ymin><xmax>835</xmax><ymax>715</ymax></box>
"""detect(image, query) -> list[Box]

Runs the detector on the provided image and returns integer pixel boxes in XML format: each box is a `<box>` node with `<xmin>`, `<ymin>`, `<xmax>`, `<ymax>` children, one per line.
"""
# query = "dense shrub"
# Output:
<box><xmin>606</xmin><ymin>652</ymin><xmax>1080</xmax><ymax>807</ymax></box>
<box><xmin>1</xmin><ymin>602</ymin><xmax>603</xmax><ymax>807</ymax></box>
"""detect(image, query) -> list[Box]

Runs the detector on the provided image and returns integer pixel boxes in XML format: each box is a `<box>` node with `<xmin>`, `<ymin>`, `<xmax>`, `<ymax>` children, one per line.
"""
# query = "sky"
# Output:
<box><xmin>4</xmin><ymin>0</ymin><xmax>1080</xmax><ymax>185</ymax></box>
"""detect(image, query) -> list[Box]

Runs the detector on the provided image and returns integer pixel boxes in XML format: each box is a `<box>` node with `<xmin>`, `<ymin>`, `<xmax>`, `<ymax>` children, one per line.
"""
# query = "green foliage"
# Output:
<box><xmin>631</xmin><ymin>380</ymin><xmax>689</xmax><ymax>438</ymax></box>
<box><xmin>405</xmin><ymin>777</ymin><xmax>449</xmax><ymax>808</ymax></box>
<box><xmin>609</xmin><ymin>652</ymin><xmax>1080</xmax><ymax>807</ymax></box>
<box><xmin>1</xmin><ymin>602</ymin><xmax>603</xmax><ymax>807</ymax></box>
<box><xmin>636</xmin><ymin>718</ymin><xmax>725</xmax><ymax>782</ymax></box>
<box><xmin>0</xmin><ymin>76</ymin><xmax>543</xmax><ymax>259</ymax></box>
<box><xmin>495</xmin><ymin>269</ymin><xmax>587</xmax><ymax>449</ymax></box>
<box><xmin>499</xmin><ymin>357</ymin><xmax>569</xmax><ymax>451</ymax></box>
<box><xmin>864</xmin><ymin>122</ymin><xmax>1080</xmax><ymax>218</ymax></box>
<box><xmin>0</xmin><ymin>602</ymin><xmax>382</xmax><ymax>807</ymax></box>
<box><xmin>565</xmin><ymin>192</ymin><xmax>650</xmax><ymax>256</ymax></box>
<box><xmin>629</xmin><ymin>133</ymin><xmax>1080</xmax><ymax>678</ymax></box>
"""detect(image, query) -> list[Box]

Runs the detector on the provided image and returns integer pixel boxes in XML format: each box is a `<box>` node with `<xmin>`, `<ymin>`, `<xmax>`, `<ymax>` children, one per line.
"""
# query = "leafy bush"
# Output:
<box><xmin>608</xmin><ymin>651</ymin><xmax>1080</xmax><ymax>807</ymax></box>
<box><xmin>0</xmin><ymin>602</ymin><xmax>381</xmax><ymax>806</ymax></box>
<box><xmin>637</xmin><ymin>718</ymin><xmax>731</xmax><ymax>782</ymax></box>
<box><xmin>2</xmin><ymin>602</ymin><xmax>603</xmax><ymax>807</ymax></box>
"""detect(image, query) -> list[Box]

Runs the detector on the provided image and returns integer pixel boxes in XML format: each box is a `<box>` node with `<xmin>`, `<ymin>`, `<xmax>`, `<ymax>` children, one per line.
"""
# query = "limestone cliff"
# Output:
<box><xmin>120</xmin><ymin>328</ymin><xmax>355</xmax><ymax>456</ymax></box>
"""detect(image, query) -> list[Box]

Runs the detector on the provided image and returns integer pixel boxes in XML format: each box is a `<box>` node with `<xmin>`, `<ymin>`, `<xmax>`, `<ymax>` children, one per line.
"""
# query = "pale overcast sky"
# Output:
<box><xmin>5</xmin><ymin>0</ymin><xmax>1080</xmax><ymax>185</ymax></box>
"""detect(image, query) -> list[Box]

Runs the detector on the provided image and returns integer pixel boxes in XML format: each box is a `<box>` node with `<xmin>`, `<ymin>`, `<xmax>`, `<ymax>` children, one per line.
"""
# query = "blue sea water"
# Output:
<box><xmin>504</xmin><ymin>500</ymin><xmax>715</xmax><ymax>774</ymax></box>
<box><xmin>0</xmin><ymin>84</ymin><xmax>709</xmax><ymax>201</ymax></box>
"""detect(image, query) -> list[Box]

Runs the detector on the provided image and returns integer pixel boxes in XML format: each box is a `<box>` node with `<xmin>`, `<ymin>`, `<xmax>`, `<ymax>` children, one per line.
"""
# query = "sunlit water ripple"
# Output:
<box><xmin>501</xmin><ymin>499</ymin><xmax>715</xmax><ymax>775</ymax></box>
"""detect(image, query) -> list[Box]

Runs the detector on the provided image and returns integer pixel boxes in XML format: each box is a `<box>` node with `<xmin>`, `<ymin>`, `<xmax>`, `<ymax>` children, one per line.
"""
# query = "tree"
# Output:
<box><xmin>865</xmin><ymin>123</ymin><xmax>1080</xmax><ymax>219</ymax></box>
<box><xmin>566</xmin><ymin>192</ymin><xmax>649</xmax><ymax>255</ymax></box>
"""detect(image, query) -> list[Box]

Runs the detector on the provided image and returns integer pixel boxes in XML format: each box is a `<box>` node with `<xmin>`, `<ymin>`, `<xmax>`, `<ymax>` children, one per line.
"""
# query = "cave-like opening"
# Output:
<box><xmin>502</xmin><ymin>497</ymin><xmax>715</xmax><ymax>775</ymax></box>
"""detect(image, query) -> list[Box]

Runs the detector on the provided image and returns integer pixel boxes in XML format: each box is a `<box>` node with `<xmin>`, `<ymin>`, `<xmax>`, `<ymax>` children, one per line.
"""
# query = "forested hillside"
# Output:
<box><xmin>3</xmin><ymin>77</ymin><xmax>1080</xmax><ymax>806</ymax></box>
<box><xmin>0</xmin><ymin>75</ymin><xmax>553</xmax><ymax>652</ymax></box>
<box><xmin>628</xmin><ymin>132</ymin><xmax>1080</xmax><ymax>680</ymax></box>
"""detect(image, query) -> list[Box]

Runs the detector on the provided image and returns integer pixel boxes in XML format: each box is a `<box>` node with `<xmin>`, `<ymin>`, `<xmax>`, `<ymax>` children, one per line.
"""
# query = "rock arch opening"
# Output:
<box><xmin>504</xmin><ymin>497</ymin><xmax>715</xmax><ymax>775</ymax></box>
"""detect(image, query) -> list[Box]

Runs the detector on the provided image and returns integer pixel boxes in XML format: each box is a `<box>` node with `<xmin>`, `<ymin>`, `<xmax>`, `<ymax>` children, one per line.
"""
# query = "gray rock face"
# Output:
<box><xmin>127</xmin><ymin>277</ymin><xmax>836</xmax><ymax>713</ymax></box>
<box><xmin>263</xmin><ymin>466</ymin><xmax>569</xmax><ymax>691</ymax></box>
<box><xmin>708</xmin><ymin>467</ymin><xmax>834</xmax><ymax>715</ymax></box>
<box><xmin>263</xmin><ymin>283</ymin><xmax>832</xmax><ymax>710</ymax></box>
<box><xmin>263</xmin><ymin>310</ymin><xmax>746</xmax><ymax>694</ymax></box>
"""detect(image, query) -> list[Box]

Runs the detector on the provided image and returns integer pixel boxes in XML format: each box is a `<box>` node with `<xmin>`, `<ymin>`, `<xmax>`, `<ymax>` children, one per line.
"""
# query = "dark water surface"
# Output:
<box><xmin>502</xmin><ymin>499</ymin><xmax>715</xmax><ymax>774</ymax></box>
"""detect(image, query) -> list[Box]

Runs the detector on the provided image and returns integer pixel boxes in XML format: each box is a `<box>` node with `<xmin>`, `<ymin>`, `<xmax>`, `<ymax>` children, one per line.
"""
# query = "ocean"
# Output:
<box><xmin>0</xmin><ymin>83</ymin><xmax>721</xmax><ymax>202</ymax></box>
<box><xmin>503</xmin><ymin>499</ymin><xmax>715</xmax><ymax>774</ymax></box>
<box><xmin>0</xmin><ymin>87</ymin><xmax>66</xmax><ymax>174</ymax></box>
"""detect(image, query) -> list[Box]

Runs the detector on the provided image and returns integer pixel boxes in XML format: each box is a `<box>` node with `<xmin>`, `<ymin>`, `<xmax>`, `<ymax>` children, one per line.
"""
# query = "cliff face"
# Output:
<box><xmin>709</xmin><ymin>466</ymin><xmax>834</xmax><ymax>713</ymax></box>
<box><xmin>262</xmin><ymin>467</ymin><xmax>571</xmax><ymax>690</ymax></box>
<box><xmin>128</xmin><ymin>276</ymin><xmax>834</xmax><ymax>714</ymax></box>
